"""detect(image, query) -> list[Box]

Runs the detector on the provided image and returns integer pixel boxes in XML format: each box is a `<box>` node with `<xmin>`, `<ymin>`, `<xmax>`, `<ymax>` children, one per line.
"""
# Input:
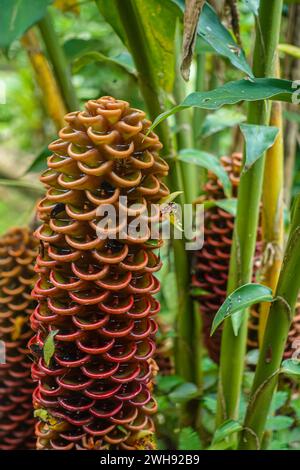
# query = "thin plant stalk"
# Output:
<box><xmin>21</xmin><ymin>29</ymin><xmax>67</xmax><ymax>130</ymax></box>
<box><xmin>259</xmin><ymin>84</ymin><xmax>284</xmax><ymax>345</ymax></box>
<box><xmin>38</xmin><ymin>11</ymin><xmax>79</xmax><ymax>111</ymax></box>
<box><xmin>216</xmin><ymin>0</ymin><xmax>283</xmax><ymax>429</ymax></box>
<box><xmin>239</xmin><ymin>194</ymin><xmax>300</xmax><ymax>449</ymax></box>
<box><xmin>106</xmin><ymin>0</ymin><xmax>196</xmax><ymax>383</ymax></box>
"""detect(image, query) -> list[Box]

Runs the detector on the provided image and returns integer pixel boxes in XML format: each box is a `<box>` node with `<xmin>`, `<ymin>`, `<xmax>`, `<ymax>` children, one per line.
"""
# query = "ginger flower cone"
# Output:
<box><xmin>0</xmin><ymin>228</ymin><xmax>38</xmax><ymax>450</ymax></box>
<box><xmin>192</xmin><ymin>153</ymin><xmax>262</xmax><ymax>363</ymax></box>
<box><xmin>31</xmin><ymin>96</ymin><xmax>169</xmax><ymax>450</ymax></box>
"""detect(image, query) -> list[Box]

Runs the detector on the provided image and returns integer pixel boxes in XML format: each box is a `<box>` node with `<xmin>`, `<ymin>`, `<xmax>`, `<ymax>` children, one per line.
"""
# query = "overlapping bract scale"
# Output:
<box><xmin>31</xmin><ymin>96</ymin><xmax>169</xmax><ymax>450</ymax></box>
<box><xmin>0</xmin><ymin>228</ymin><xmax>38</xmax><ymax>449</ymax></box>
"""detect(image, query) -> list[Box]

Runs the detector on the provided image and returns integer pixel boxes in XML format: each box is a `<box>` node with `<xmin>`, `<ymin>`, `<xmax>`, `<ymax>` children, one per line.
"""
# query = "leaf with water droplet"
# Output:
<box><xmin>210</xmin><ymin>283</ymin><xmax>273</xmax><ymax>336</ymax></box>
<box><xmin>43</xmin><ymin>330</ymin><xmax>59</xmax><ymax>366</ymax></box>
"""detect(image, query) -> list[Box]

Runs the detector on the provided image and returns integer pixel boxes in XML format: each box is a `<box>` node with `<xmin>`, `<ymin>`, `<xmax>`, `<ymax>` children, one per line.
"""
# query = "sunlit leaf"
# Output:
<box><xmin>178</xmin><ymin>149</ymin><xmax>232</xmax><ymax>197</ymax></box>
<box><xmin>150</xmin><ymin>79</ymin><xmax>295</xmax><ymax>131</ymax></box>
<box><xmin>179</xmin><ymin>427</ymin><xmax>202</xmax><ymax>450</ymax></box>
<box><xmin>43</xmin><ymin>330</ymin><xmax>59</xmax><ymax>366</ymax></box>
<box><xmin>212</xmin><ymin>419</ymin><xmax>242</xmax><ymax>444</ymax></box>
<box><xmin>281</xmin><ymin>359</ymin><xmax>300</xmax><ymax>377</ymax></box>
<box><xmin>0</xmin><ymin>0</ymin><xmax>52</xmax><ymax>50</ymax></box>
<box><xmin>240</xmin><ymin>124</ymin><xmax>279</xmax><ymax>173</ymax></box>
<box><xmin>211</xmin><ymin>283</ymin><xmax>273</xmax><ymax>336</ymax></box>
<box><xmin>200</xmin><ymin>108</ymin><xmax>246</xmax><ymax>138</ymax></box>
<box><xmin>204</xmin><ymin>198</ymin><xmax>237</xmax><ymax>216</ymax></box>
<box><xmin>198</xmin><ymin>3</ymin><xmax>253</xmax><ymax>78</ymax></box>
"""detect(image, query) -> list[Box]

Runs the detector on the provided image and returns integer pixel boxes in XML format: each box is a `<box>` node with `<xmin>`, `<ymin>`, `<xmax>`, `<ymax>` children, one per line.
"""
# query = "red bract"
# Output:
<box><xmin>0</xmin><ymin>228</ymin><xmax>38</xmax><ymax>449</ymax></box>
<box><xmin>31</xmin><ymin>96</ymin><xmax>169</xmax><ymax>450</ymax></box>
<box><xmin>192</xmin><ymin>153</ymin><xmax>262</xmax><ymax>363</ymax></box>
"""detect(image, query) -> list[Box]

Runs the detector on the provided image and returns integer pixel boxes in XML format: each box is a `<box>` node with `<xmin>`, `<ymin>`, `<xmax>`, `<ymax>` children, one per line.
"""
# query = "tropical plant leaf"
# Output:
<box><xmin>211</xmin><ymin>283</ymin><xmax>273</xmax><ymax>336</ymax></box>
<box><xmin>212</xmin><ymin>419</ymin><xmax>242</xmax><ymax>444</ymax></box>
<box><xmin>178</xmin><ymin>149</ymin><xmax>232</xmax><ymax>197</ymax></box>
<box><xmin>73</xmin><ymin>51</ymin><xmax>136</xmax><ymax>76</ymax></box>
<box><xmin>198</xmin><ymin>3</ymin><xmax>253</xmax><ymax>77</ymax></box>
<box><xmin>244</xmin><ymin>0</ymin><xmax>260</xmax><ymax>15</ymax></box>
<box><xmin>160</xmin><ymin>191</ymin><xmax>183</xmax><ymax>204</ymax></box>
<box><xmin>174</xmin><ymin>1</ymin><xmax>252</xmax><ymax>77</ymax></box>
<box><xmin>200</xmin><ymin>108</ymin><xmax>246</xmax><ymax>138</ymax></box>
<box><xmin>204</xmin><ymin>198</ymin><xmax>237</xmax><ymax>216</ymax></box>
<box><xmin>240</xmin><ymin>124</ymin><xmax>279</xmax><ymax>173</ymax></box>
<box><xmin>156</xmin><ymin>375</ymin><xmax>185</xmax><ymax>393</ymax></box>
<box><xmin>266</xmin><ymin>416</ymin><xmax>294</xmax><ymax>431</ymax></box>
<box><xmin>178</xmin><ymin>427</ymin><xmax>202</xmax><ymax>450</ymax></box>
<box><xmin>97</xmin><ymin>0</ymin><xmax>179</xmax><ymax>93</ymax></box>
<box><xmin>281</xmin><ymin>359</ymin><xmax>300</xmax><ymax>377</ymax></box>
<box><xmin>270</xmin><ymin>391</ymin><xmax>289</xmax><ymax>413</ymax></box>
<box><xmin>26</xmin><ymin>145</ymin><xmax>51</xmax><ymax>174</ymax></box>
<box><xmin>0</xmin><ymin>0</ymin><xmax>52</xmax><ymax>50</ymax></box>
<box><xmin>169</xmin><ymin>382</ymin><xmax>200</xmax><ymax>403</ymax></box>
<box><xmin>150</xmin><ymin>79</ymin><xmax>295</xmax><ymax>131</ymax></box>
<box><xmin>43</xmin><ymin>330</ymin><xmax>59</xmax><ymax>366</ymax></box>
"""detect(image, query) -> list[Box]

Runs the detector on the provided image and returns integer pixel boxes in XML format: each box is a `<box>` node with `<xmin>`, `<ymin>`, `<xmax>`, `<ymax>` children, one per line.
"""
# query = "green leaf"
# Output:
<box><xmin>0</xmin><ymin>0</ymin><xmax>52</xmax><ymax>50</ymax></box>
<box><xmin>63</xmin><ymin>38</ymin><xmax>108</xmax><ymax>62</ymax></box>
<box><xmin>200</xmin><ymin>108</ymin><xmax>246</xmax><ymax>138</ymax></box>
<box><xmin>190</xmin><ymin>287</ymin><xmax>211</xmax><ymax>297</ymax></box>
<box><xmin>73</xmin><ymin>51</ymin><xmax>136</xmax><ymax>76</ymax></box>
<box><xmin>204</xmin><ymin>198</ymin><xmax>237</xmax><ymax>216</ymax></box>
<box><xmin>169</xmin><ymin>382</ymin><xmax>200</xmax><ymax>403</ymax></box>
<box><xmin>159</xmin><ymin>191</ymin><xmax>183</xmax><ymax>204</ymax></box>
<box><xmin>198</xmin><ymin>3</ymin><xmax>253</xmax><ymax>78</ymax></box>
<box><xmin>156</xmin><ymin>375</ymin><xmax>185</xmax><ymax>394</ymax></box>
<box><xmin>34</xmin><ymin>408</ymin><xmax>49</xmax><ymax>423</ymax></box>
<box><xmin>211</xmin><ymin>283</ymin><xmax>273</xmax><ymax>336</ymax></box>
<box><xmin>178</xmin><ymin>427</ymin><xmax>202</xmax><ymax>450</ymax></box>
<box><xmin>174</xmin><ymin>1</ymin><xmax>252</xmax><ymax>77</ymax></box>
<box><xmin>244</xmin><ymin>0</ymin><xmax>260</xmax><ymax>15</ymax></box>
<box><xmin>0</xmin><ymin>179</ymin><xmax>43</xmax><ymax>192</ymax></box>
<box><xmin>98</xmin><ymin>0</ymin><xmax>179</xmax><ymax>93</ymax></box>
<box><xmin>281</xmin><ymin>359</ymin><xmax>300</xmax><ymax>377</ymax></box>
<box><xmin>270</xmin><ymin>391</ymin><xmax>288</xmax><ymax>413</ymax></box>
<box><xmin>178</xmin><ymin>149</ymin><xmax>232</xmax><ymax>197</ymax></box>
<box><xmin>278</xmin><ymin>44</ymin><xmax>300</xmax><ymax>59</ymax></box>
<box><xmin>43</xmin><ymin>330</ymin><xmax>59</xmax><ymax>366</ymax></box>
<box><xmin>266</xmin><ymin>416</ymin><xmax>294</xmax><ymax>431</ymax></box>
<box><xmin>240</xmin><ymin>124</ymin><xmax>279</xmax><ymax>173</ymax></box>
<box><xmin>203</xmin><ymin>395</ymin><xmax>217</xmax><ymax>414</ymax></box>
<box><xmin>26</xmin><ymin>145</ymin><xmax>51</xmax><ymax>174</ymax></box>
<box><xmin>212</xmin><ymin>419</ymin><xmax>242</xmax><ymax>444</ymax></box>
<box><xmin>150</xmin><ymin>79</ymin><xmax>295</xmax><ymax>131</ymax></box>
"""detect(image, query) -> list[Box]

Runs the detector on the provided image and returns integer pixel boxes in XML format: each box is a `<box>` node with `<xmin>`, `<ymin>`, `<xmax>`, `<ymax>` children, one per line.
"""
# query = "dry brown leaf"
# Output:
<box><xmin>181</xmin><ymin>0</ymin><xmax>205</xmax><ymax>81</ymax></box>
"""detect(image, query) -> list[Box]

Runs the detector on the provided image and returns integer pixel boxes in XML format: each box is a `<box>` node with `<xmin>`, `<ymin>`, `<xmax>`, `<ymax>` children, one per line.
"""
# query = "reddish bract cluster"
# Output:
<box><xmin>30</xmin><ymin>96</ymin><xmax>169</xmax><ymax>449</ymax></box>
<box><xmin>0</xmin><ymin>228</ymin><xmax>37</xmax><ymax>449</ymax></box>
<box><xmin>192</xmin><ymin>153</ymin><xmax>262</xmax><ymax>363</ymax></box>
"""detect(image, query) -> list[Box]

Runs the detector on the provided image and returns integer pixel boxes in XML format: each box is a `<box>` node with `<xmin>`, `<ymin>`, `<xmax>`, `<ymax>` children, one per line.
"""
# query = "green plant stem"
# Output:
<box><xmin>216</xmin><ymin>0</ymin><xmax>283</xmax><ymax>430</ymax></box>
<box><xmin>38</xmin><ymin>11</ymin><xmax>79</xmax><ymax>111</ymax></box>
<box><xmin>111</xmin><ymin>0</ymin><xmax>195</xmax><ymax>383</ymax></box>
<box><xmin>193</xmin><ymin>52</ymin><xmax>206</xmax><ymax>150</ymax></box>
<box><xmin>239</xmin><ymin>194</ymin><xmax>300</xmax><ymax>449</ymax></box>
<box><xmin>174</xmin><ymin>27</ymin><xmax>197</xmax><ymax>204</ymax></box>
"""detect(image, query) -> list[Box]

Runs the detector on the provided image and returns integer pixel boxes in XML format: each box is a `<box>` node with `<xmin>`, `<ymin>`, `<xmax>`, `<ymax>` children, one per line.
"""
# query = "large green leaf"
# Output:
<box><xmin>178</xmin><ymin>149</ymin><xmax>232</xmax><ymax>197</ymax></box>
<box><xmin>240</xmin><ymin>124</ymin><xmax>279</xmax><ymax>173</ymax></box>
<box><xmin>211</xmin><ymin>283</ymin><xmax>273</xmax><ymax>336</ymax></box>
<box><xmin>281</xmin><ymin>359</ymin><xmax>300</xmax><ymax>377</ymax></box>
<box><xmin>173</xmin><ymin>1</ymin><xmax>252</xmax><ymax>77</ymax></box>
<box><xmin>201</xmin><ymin>108</ymin><xmax>246</xmax><ymax>138</ymax></box>
<box><xmin>204</xmin><ymin>198</ymin><xmax>237</xmax><ymax>216</ymax></box>
<box><xmin>178</xmin><ymin>427</ymin><xmax>202</xmax><ymax>450</ymax></box>
<box><xmin>0</xmin><ymin>0</ymin><xmax>52</xmax><ymax>50</ymax></box>
<box><xmin>150</xmin><ymin>79</ymin><xmax>295</xmax><ymax>130</ymax></box>
<box><xmin>266</xmin><ymin>416</ymin><xmax>294</xmax><ymax>431</ymax></box>
<box><xmin>198</xmin><ymin>3</ymin><xmax>253</xmax><ymax>77</ymax></box>
<box><xmin>73</xmin><ymin>51</ymin><xmax>136</xmax><ymax>76</ymax></box>
<box><xmin>97</xmin><ymin>0</ymin><xmax>178</xmax><ymax>93</ymax></box>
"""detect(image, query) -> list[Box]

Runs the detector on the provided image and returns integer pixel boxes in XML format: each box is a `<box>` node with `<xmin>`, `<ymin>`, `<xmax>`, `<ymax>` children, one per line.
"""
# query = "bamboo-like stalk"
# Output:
<box><xmin>174</xmin><ymin>27</ymin><xmax>198</xmax><ymax>204</ymax></box>
<box><xmin>38</xmin><ymin>11</ymin><xmax>79</xmax><ymax>111</ymax></box>
<box><xmin>216</xmin><ymin>0</ymin><xmax>283</xmax><ymax>429</ymax></box>
<box><xmin>283</xmin><ymin>4</ymin><xmax>300</xmax><ymax>208</ymax></box>
<box><xmin>259</xmin><ymin>91</ymin><xmax>284</xmax><ymax>345</ymax></box>
<box><xmin>239</xmin><ymin>194</ymin><xmax>300</xmax><ymax>449</ymax></box>
<box><xmin>100</xmin><ymin>0</ymin><xmax>196</xmax><ymax>382</ymax></box>
<box><xmin>21</xmin><ymin>29</ymin><xmax>67</xmax><ymax>130</ymax></box>
<box><xmin>193</xmin><ymin>52</ymin><xmax>206</xmax><ymax>150</ymax></box>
